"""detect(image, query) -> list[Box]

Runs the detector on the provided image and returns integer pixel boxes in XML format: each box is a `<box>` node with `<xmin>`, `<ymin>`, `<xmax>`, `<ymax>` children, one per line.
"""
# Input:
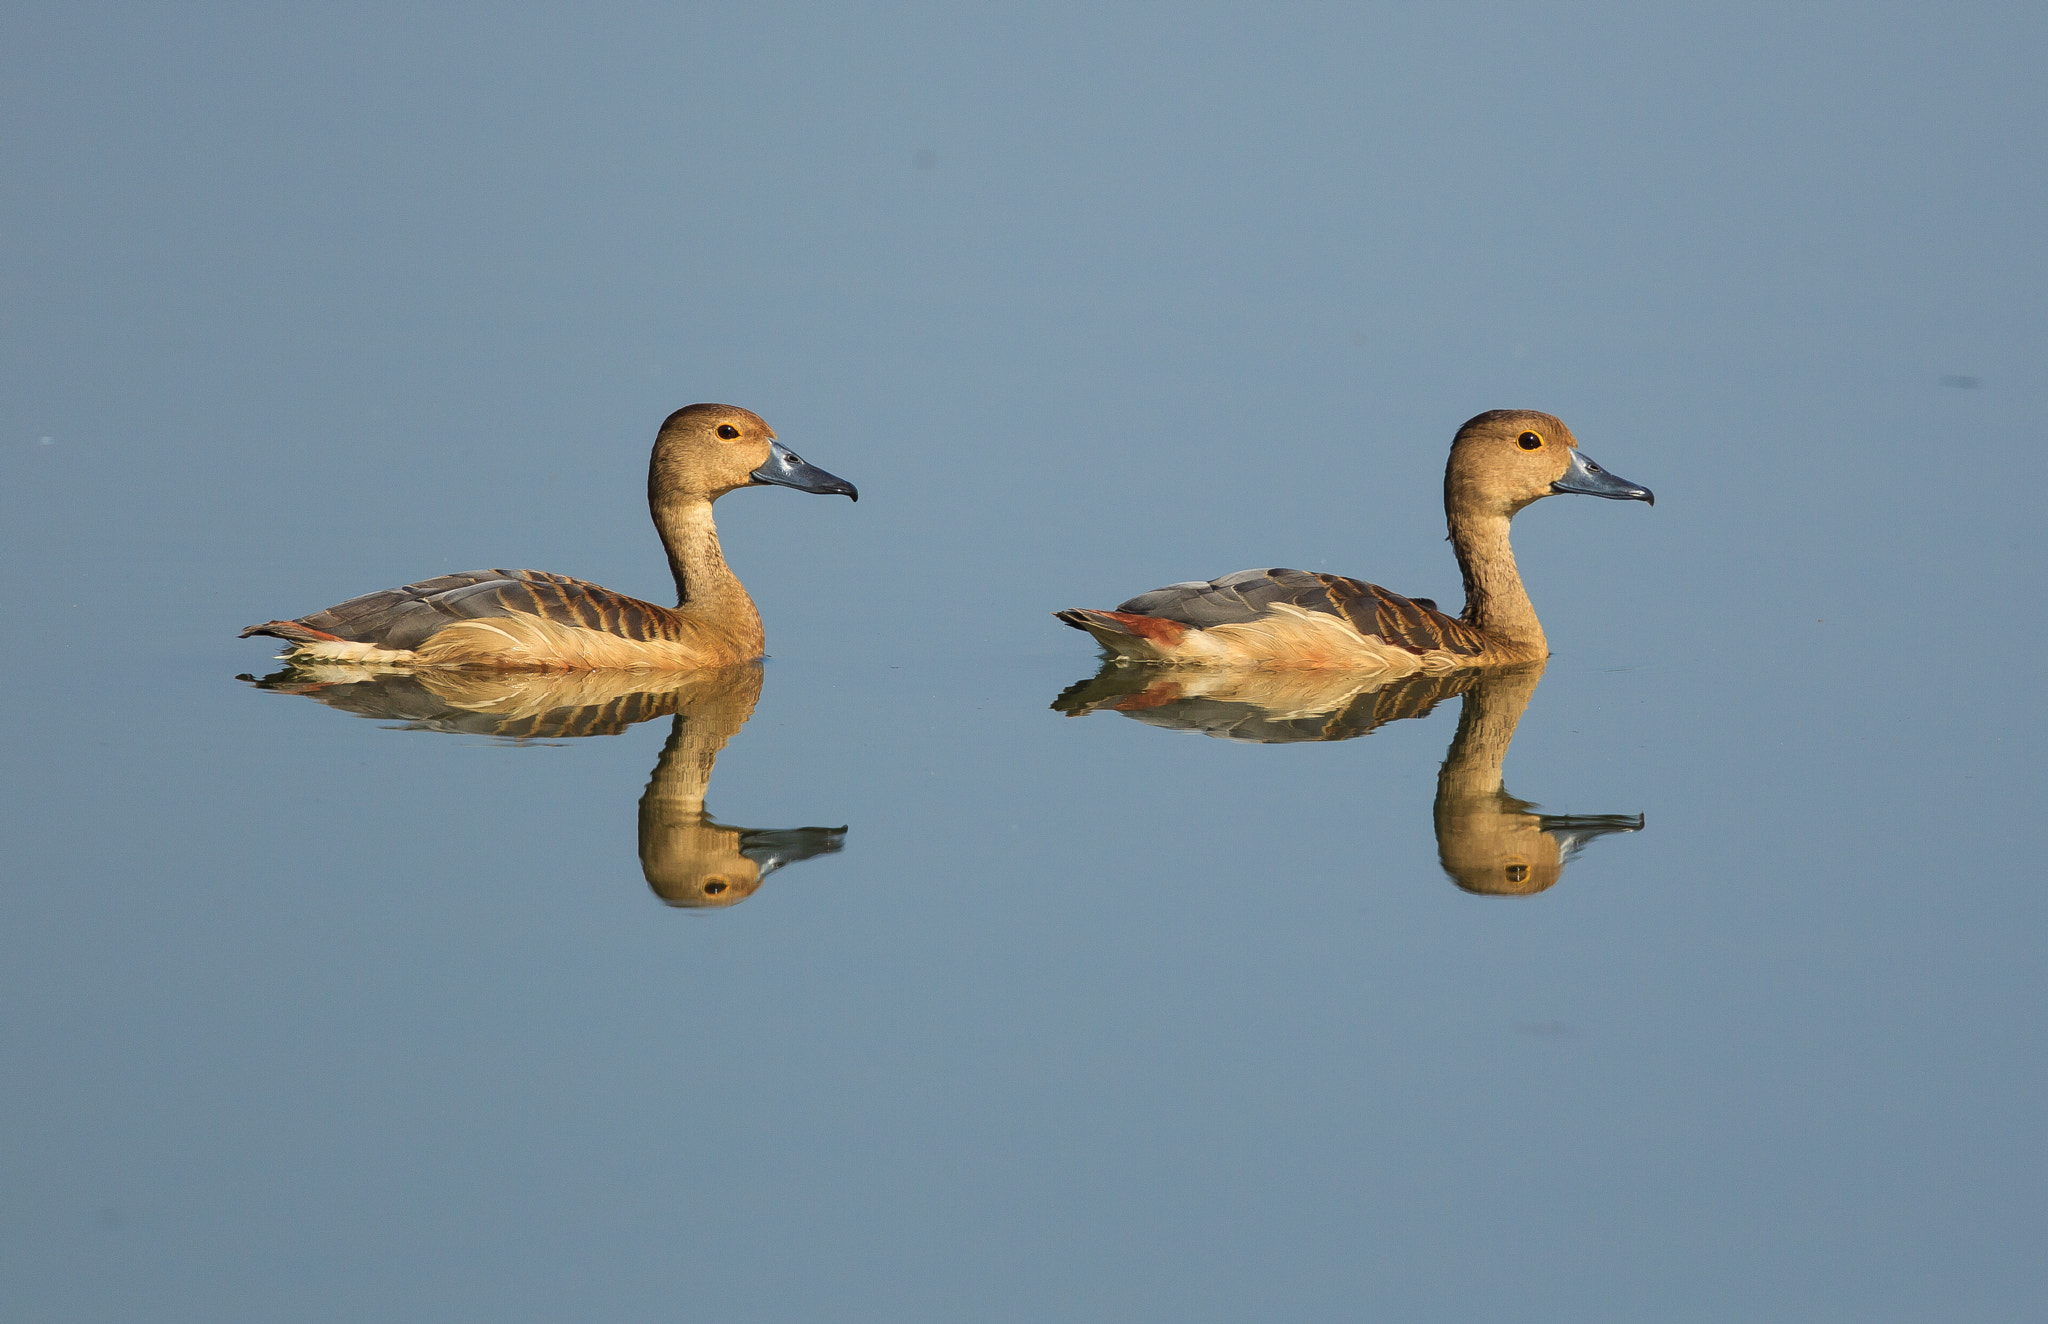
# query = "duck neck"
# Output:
<box><xmin>652</xmin><ymin>495</ymin><xmax>762</xmax><ymax>643</ymax></box>
<box><xmin>1449</xmin><ymin>508</ymin><xmax>1545</xmax><ymax>652</ymax></box>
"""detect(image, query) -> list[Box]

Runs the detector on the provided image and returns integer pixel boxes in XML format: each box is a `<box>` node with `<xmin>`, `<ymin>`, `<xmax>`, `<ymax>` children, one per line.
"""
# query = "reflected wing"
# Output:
<box><xmin>1116</xmin><ymin>567</ymin><xmax>1486</xmax><ymax>657</ymax></box>
<box><xmin>253</xmin><ymin>568</ymin><xmax>686</xmax><ymax>650</ymax></box>
<box><xmin>237</xmin><ymin>663</ymin><xmax>749</xmax><ymax>737</ymax></box>
<box><xmin>1053</xmin><ymin>661</ymin><xmax>1480</xmax><ymax>743</ymax></box>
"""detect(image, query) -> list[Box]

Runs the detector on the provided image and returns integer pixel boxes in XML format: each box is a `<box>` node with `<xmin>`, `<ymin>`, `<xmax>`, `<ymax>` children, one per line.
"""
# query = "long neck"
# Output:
<box><xmin>1448</xmin><ymin>507</ymin><xmax>1545</xmax><ymax>652</ymax></box>
<box><xmin>650</xmin><ymin>494</ymin><xmax>762</xmax><ymax>643</ymax></box>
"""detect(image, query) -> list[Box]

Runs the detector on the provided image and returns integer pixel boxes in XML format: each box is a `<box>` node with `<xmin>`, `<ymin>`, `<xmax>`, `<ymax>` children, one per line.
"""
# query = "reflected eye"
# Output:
<box><xmin>1505</xmin><ymin>864</ymin><xmax>1529</xmax><ymax>884</ymax></box>
<box><xmin>717</xmin><ymin>425</ymin><xmax>740</xmax><ymax>440</ymax></box>
<box><xmin>704</xmin><ymin>879</ymin><xmax>729</xmax><ymax>895</ymax></box>
<box><xmin>1518</xmin><ymin>432</ymin><xmax>1543</xmax><ymax>450</ymax></box>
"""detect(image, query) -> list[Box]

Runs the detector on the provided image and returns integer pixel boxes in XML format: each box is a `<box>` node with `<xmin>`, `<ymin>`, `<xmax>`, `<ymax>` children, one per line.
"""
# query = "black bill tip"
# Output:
<box><xmin>1552</xmin><ymin>448</ymin><xmax>1652</xmax><ymax>504</ymax></box>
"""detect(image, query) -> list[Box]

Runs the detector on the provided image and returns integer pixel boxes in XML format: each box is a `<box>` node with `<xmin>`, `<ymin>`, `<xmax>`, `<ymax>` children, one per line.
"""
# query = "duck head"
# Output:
<box><xmin>650</xmin><ymin>403</ymin><xmax>858</xmax><ymax>502</ymax></box>
<box><xmin>1445</xmin><ymin>409</ymin><xmax>1652</xmax><ymax>517</ymax></box>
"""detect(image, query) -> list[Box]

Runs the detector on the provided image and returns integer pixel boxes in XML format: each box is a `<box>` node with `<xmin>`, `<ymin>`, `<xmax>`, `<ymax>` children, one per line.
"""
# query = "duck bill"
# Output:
<box><xmin>1551</xmin><ymin>448</ymin><xmax>1653</xmax><ymax>504</ymax></box>
<box><xmin>750</xmin><ymin>441</ymin><xmax>858</xmax><ymax>500</ymax></box>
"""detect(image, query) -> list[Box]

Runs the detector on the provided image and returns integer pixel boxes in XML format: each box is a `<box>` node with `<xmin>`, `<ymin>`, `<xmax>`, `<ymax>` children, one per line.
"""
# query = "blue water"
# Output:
<box><xmin>4</xmin><ymin>5</ymin><xmax>2044</xmax><ymax>1320</ymax></box>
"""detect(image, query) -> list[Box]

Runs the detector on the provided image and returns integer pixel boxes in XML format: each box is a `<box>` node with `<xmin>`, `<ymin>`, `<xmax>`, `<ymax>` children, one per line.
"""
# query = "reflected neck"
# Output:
<box><xmin>638</xmin><ymin>669</ymin><xmax>765</xmax><ymax>817</ymax></box>
<box><xmin>642</xmin><ymin>711</ymin><xmax>713</xmax><ymax>817</ymax></box>
<box><xmin>1434</xmin><ymin>662</ymin><xmax>1555</xmax><ymax>895</ymax></box>
<box><xmin>640</xmin><ymin>709</ymin><xmax>739</xmax><ymax>907</ymax></box>
<box><xmin>1436</xmin><ymin>663</ymin><xmax>1543</xmax><ymax>800</ymax></box>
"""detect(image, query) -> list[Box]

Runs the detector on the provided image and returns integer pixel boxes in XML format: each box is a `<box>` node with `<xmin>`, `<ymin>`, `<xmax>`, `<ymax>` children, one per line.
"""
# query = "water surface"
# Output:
<box><xmin>4</xmin><ymin>5</ymin><xmax>2045</xmax><ymax>1321</ymax></box>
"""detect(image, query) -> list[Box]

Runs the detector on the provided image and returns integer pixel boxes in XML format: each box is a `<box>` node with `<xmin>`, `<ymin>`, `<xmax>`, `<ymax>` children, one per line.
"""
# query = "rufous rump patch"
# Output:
<box><xmin>1099</xmin><ymin>612</ymin><xmax>1188</xmax><ymax>645</ymax></box>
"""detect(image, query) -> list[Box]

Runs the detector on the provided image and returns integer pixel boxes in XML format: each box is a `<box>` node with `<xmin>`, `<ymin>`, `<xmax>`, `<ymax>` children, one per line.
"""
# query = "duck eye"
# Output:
<box><xmin>704</xmin><ymin>879</ymin><xmax>728</xmax><ymax>895</ymax></box>
<box><xmin>717</xmin><ymin>424</ymin><xmax>740</xmax><ymax>440</ymax></box>
<box><xmin>1506</xmin><ymin>864</ymin><xmax>1529</xmax><ymax>884</ymax></box>
<box><xmin>1518</xmin><ymin>432</ymin><xmax>1543</xmax><ymax>450</ymax></box>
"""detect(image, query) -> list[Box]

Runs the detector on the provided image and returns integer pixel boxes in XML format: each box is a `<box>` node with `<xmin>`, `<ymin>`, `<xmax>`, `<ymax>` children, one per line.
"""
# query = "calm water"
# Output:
<box><xmin>5</xmin><ymin>6</ymin><xmax>2045</xmax><ymax>1321</ymax></box>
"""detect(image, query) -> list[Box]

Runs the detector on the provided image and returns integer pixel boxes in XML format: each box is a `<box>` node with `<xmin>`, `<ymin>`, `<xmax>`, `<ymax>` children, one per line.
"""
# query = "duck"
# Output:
<box><xmin>241</xmin><ymin>403</ymin><xmax>856</xmax><ymax>671</ymax></box>
<box><xmin>1055</xmin><ymin>409</ymin><xmax>1650</xmax><ymax>670</ymax></box>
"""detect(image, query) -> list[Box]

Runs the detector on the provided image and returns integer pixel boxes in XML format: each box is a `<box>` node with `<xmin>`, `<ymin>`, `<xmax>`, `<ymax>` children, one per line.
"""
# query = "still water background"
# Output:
<box><xmin>4</xmin><ymin>4</ymin><xmax>2045</xmax><ymax>1320</ymax></box>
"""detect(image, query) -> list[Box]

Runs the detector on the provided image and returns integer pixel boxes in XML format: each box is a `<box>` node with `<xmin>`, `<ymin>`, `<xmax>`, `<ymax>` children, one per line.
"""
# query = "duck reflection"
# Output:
<box><xmin>1053</xmin><ymin>661</ymin><xmax>1641</xmax><ymax>895</ymax></box>
<box><xmin>238</xmin><ymin>663</ymin><xmax>846</xmax><ymax>908</ymax></box>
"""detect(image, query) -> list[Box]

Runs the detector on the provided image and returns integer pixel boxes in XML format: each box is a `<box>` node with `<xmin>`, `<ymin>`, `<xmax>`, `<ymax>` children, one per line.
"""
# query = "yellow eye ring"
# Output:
<box><xmin>717</xmin><ymin>424</ymin><xmax>741</xmax><ymax>439</ymax></box>
<box><xmin>1517</xmin><ymin>431</ymin><xmax>1543</xmax><ymax>450</ymax></box>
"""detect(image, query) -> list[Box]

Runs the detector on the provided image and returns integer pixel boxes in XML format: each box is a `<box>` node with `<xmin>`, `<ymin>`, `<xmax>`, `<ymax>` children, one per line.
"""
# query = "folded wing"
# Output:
<box><xmin>1117</xmin><ymin>567</ymin><xmax>1486</xmax><ymax>657</ymax></box>
<box><xmin>244</xmin><ymin>568</ymin><xmax>686</xmax><ymax>649</ymax></box>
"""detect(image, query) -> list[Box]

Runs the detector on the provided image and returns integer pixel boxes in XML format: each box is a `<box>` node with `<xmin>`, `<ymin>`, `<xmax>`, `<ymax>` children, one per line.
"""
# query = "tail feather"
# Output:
<box><xmin>239</xmin><ymin>620</ymin><xmax>344</xmax><ymax>644</ymax></box>
<box><xmin>1053</xmin><ymin>608</ymin><xmax>1191</xmax><ymax>660</ymax></box>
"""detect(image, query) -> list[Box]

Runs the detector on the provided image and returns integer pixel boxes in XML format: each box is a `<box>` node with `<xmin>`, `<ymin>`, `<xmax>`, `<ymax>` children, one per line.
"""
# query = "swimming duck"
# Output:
<box><xmin>1055</xmin><ymin>409</ymin><xmax>1650</xmax><ymax>669</ymax></box>
<box><xmin>241</xmin><ymin>404</ymin><xmax>856</xmax><ymax>670</ymax></box>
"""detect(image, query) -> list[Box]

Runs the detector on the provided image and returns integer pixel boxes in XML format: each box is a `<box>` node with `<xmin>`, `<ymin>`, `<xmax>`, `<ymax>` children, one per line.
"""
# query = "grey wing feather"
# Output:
<box><xmin>1114</xmin><ymin>567</ymin><xmax>1486</xmax><ymax>658</ymax></box>
<box><xmin>1117</xmin><ymin>568</ymin><xmax>1340</xmax><ymax>628</ymax></box>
